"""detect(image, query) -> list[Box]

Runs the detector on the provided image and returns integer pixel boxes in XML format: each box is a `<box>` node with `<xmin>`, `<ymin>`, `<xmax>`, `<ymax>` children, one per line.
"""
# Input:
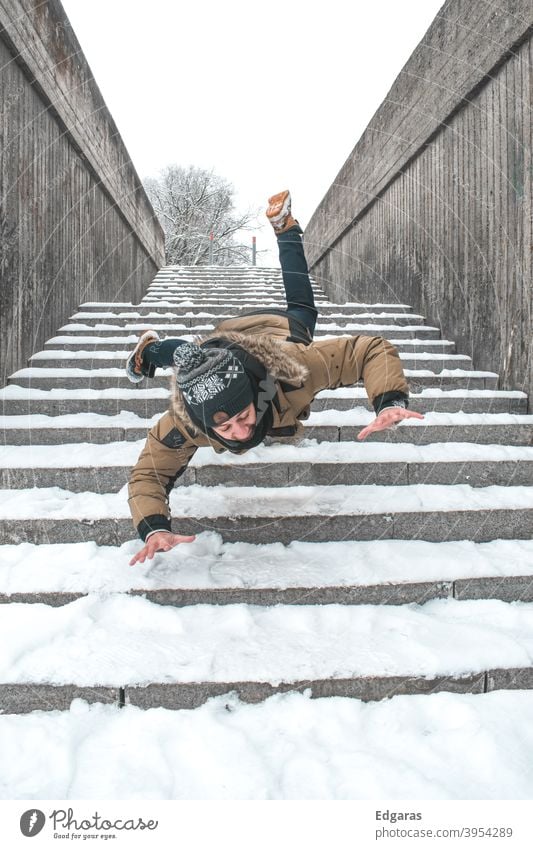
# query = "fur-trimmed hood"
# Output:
<box><xmin>170</xmin><ymin>330</ymin><xmax>309</xmax><ymax>436</ymax></box>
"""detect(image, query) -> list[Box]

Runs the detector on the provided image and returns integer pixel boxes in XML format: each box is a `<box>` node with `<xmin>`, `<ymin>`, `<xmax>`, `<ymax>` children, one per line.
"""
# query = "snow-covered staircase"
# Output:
<box><xmin>1</xmin><ymin>265</ymin><xmax>533</xmax><ymax>714</ymax></box>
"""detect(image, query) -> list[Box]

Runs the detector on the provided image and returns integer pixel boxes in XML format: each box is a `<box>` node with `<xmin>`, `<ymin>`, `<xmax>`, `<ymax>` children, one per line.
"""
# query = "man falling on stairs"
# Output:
<box><xmin>127</xmin><ymin>191</ymin><xmax>424</xmax><ymax>565</ymax></box>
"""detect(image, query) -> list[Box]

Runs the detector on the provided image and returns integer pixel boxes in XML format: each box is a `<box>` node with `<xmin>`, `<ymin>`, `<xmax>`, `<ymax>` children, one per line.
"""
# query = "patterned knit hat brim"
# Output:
<box><xmin>173</xmin><ymin>342</ymin><xmax>254</xmax><ymax>428</ymax></box>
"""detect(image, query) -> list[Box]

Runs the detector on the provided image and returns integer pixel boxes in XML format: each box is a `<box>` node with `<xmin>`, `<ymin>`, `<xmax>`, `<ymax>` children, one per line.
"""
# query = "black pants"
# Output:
<box><xmin>142</xmin><ymin>225</ymin><xmax>317</xmax><ymax>370</ymax></box>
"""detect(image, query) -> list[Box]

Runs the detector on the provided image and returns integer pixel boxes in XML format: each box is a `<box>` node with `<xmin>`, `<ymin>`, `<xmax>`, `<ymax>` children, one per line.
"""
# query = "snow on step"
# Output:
<box><xmin>32</xmin><ymin>350</ymin><xmax>131</xmax><ymax>361</ymax></box>
<box><xmin>45</xmin><ymin>326</ymin><xmax>454</xmax><ymax>344</ymax></box>
<box><xmin>0</xmin><ymin>385</ymin><xmax>170</xmax><ymax>400</ymax></box>
<box><xmin>58</xmin><ymin>320</ymin><xmax>440</xmax><ymax>335</ymax></box>
<box><xmin>1</xmin><ymin>536</ymin><xmax>533</xmax><ymax>596</ymax></box>
<box><xmin>2</xmin><ymin>595</ymin><xmax>533</xmax><ymax>686</ymax></box>
<box><xmin>308</xmin><ymin>408</ymin><xmax>533</xmax><ymax>426</ymax></box>
<box><xmin>78</xmin><ymin>300</ymin><xmax>414</xmax><ymax>309</ymax></box>
<box><xmin>70</xmin><ymin>311</ymin><xmax>424</xmax><ymax>321</ymax></box>
<box><xmin>29</xmin><ymin>351</ymin><xmax>473</xmax><ymax>366</ymax></box>
<box><xmin>0</xmin><ymin>385</ymin><xmax>523</xmax><ymax>401</ymax></box>
<box><xmin>81</xmin><ymin>303</ymin><xmax>409</xmax><ymax>309</ymax></box>
<box><xmin>1</xmin><ymin>409</ymin><xmax>530</xmax><ymax>430</ymax></box>
<box><xmin>7</xmin><ymin>367</ymin><xmax>495</xmax><ymax>387</ymax></box>
<box><xmin>318</xmin><ymin>387</ymin><xmax>525</xmax><ymax>399</ymax></box>
<box><xmin>1</xmin><ymin>410</ymin><xmax>531</xmax><ymax>448</ymax></box>
<box><xmin>9</xmin><ymin>367</ymin><xmax>492</xmax><ymax>378</ymax></box>
<box><xmin>1</xmin><ymin>482</ymin><xmax>532</xmax><ymax>520</ymax></box>
<box><xmin>1</xmin><ymin>440</ymin><xmax>532</xmax><ymax>469</ymax></box>
<box><xmin>45</xmin><ymin>334</ymin><xmax>144</xmax><ymax>344</ymax></box>
<box><xmin>0</xmin><ymin>689</ymin><xmax>531</xmax><ymax>798</ymax></box>
<box><xmin>0</xmin><ymin>411</ymin><xmax>160</xmax><ymax>430</ymax></box>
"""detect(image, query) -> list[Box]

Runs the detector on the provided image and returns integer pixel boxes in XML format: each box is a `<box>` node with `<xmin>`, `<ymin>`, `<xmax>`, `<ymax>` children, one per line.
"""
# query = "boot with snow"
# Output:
<box><xmin>266</xmin><ymin>190</ymin><xmax>299</xmax><ymax>234</ymax></box>
<box><xmin>125</xmin><ymin>330</ymin><xmax>160</xmax><ymax>383</ymax></box>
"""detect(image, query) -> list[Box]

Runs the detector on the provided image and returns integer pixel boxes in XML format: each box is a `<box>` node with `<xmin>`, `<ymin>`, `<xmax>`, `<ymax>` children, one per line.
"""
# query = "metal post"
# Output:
<box><xmin>208</xmin><ymin>231</ymin><xmax>214</xmax><ymax>265</ymax></box>
<box><xmin>252</xmin><ymin>235</ymin><xmax>256</xmax><ymax>266</ymax></box>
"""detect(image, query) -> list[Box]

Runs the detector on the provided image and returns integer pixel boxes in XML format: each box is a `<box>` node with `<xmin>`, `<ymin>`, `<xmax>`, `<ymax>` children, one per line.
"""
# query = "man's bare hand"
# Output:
<box><xmin>357</xmin><ymin>407</ymin><xmax>425</xmax><ymax>441</ymax></box>
<box><xmin>129</xmin><ymin>531</ymin><xmax>196</xmax><ymax>566</ymax></box>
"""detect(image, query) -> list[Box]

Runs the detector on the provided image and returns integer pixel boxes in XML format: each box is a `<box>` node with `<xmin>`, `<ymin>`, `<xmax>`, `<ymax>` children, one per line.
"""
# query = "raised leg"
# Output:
<box><xmin>277</xmin><ymin>224</ymin><xmax>318</xmax><ymax>338</ymax></box>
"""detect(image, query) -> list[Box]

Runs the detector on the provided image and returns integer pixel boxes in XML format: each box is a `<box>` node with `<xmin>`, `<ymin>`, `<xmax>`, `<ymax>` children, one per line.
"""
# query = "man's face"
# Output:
<box><xmin>211</xmin><ymin>402</ymin><xmax>257</xmax><ymax>442</ymax></box>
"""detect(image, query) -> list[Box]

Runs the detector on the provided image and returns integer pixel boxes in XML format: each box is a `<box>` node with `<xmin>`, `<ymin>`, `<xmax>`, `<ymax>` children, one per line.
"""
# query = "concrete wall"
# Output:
<box><xmin>0</xmin><ymin>0</ymin><xmax>165</xmax><ymax>383</ymax></box>
<box><xmin>305</xmin><ymin>0</ymin><xmax>533</xmax><ymax>404</ymax></box>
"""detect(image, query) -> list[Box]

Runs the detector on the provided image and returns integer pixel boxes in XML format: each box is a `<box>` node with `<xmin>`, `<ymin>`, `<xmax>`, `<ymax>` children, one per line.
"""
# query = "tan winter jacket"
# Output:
<box><xmin>128</xmin><ymin>312</ymin><xmax>409</xmax><ymax>539</ymax></box>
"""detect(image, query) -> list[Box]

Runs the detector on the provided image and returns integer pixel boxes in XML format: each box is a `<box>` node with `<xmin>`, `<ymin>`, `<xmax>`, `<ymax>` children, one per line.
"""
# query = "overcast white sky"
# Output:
<box><xmin>61</xmin><ymin>0</ymin><xmax>445</xmax><ymax>260</ymax></box>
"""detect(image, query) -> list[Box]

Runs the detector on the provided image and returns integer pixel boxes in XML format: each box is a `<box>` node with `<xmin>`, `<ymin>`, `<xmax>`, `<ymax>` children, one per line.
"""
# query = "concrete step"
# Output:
<box><xmin>139</xmin><ymin>299</ymin><xmax>333</xmax><ymax>308</ymax></box>
<box><xmin>29</xmin><ymin>350</ymin><xmax>474</xmax><ymax>372</ymax></box>
<box><xmin>0</xmin><ymin>387</ymin><xmax>527</xmax><ymax>417</ymax></box>
<box><xmin>1</xmin><ymin>410</ymin><xmax>532</xmax><ymax>446</ymax></box>
<box><xmin>55</xmin><ymin>322</ymin><xmax>442</xmax><ymax>340</ymax></box>
<box><xmin>149</xmin><ymin>274</ymin><xmax>307</xmax><ymax>280</ymax></box>
<box><xmin>146</xmin><ymin>281</ymin><xmax>318</xmax><ymax>287</ymax></box>
<box><xmin>4</xmin><ymin>572</ymin><xmax>533</xmax><ymax>607</ymax></box>
<box><xmin>153</xmin><ymin>265</ymin><xmax>284</xmax><ymax>272</ymax></box>
<box><xmin>7</xmin><ymin>367</ymin><xmax>499</xmax><ymax>391</ymax></box>
<box><xmin>1</xmin><ymin>595</ymin><xmax>533</xmax><ymax>711</ymax></box>
<box><xmin>44</xmin><ymin>335</ymin><xmax>458</xmax><ymax>354</ymax></box>
<box><xmin>68</xmin><ymin>316</ymin><xmax>430</xmax><ymax>333</ymax></box>
<box><xmin>147</xmin><ymin>278</ymin><xmax>322</xmax><ymax>284</ymax></box>
<box><xmin>148</xmin><ymin>282</ymin><xmax>305</xmax><ymax>288</ymax></box>
<box><xmin>1</xmin><ymin>482</ymin><xmax>532</xmax><ymax>545</ymax></box>
<box><xmin>145</xmin><ymin>280</ymin><xmax>317</xmax><ymax>287</ymax></box>
<box><xmin>140</xmin><ymin>295</ymin><xmax>332</xmax><ymax>306</ymax></box>
<box><xmin>78</xmin><ymin>300</ymin><xmax>413</xmax><ymax>313</ymax></box>
<box><xmin>80</xmin><ymin>303</ymin><xmax>422</xmax><ymax>317</ymax></box>
<box><xmin>1</xmin><ymin>440</ymin><xmax>531</xmax><ymax>491</ymax></box>
<box><xmin>69</xmin><ymin>312</ymin><xmax>426</xmax><ymax>328</ymax></box>
<box><xmin>4</xmin><ymin>577</ymin><xmax>528</xmax><ymax>610</ymax></box>
<box><xmin>7</xmin><ymin>666</ymin><xmax>526</xmax><ymax>713</ymax></box>
<box><xmin>147</xmin><ymin>276</ymin><xmax>321</xmax><ymax>284</ymax></box>
<box><xmin>2</xmin><ymin>536</ymin><xmax>532</xmax><ymax>608</ymax></box>
<box><xmin>140</xmin><ymin>286</ymin><xmax>328</xmax><ymax>295</ymax></box>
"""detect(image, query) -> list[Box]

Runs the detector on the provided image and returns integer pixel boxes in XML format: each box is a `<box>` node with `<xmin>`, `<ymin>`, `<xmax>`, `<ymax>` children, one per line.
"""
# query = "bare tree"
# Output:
<box><xmin>144</xmin><ymin>165</ymin><xmax>257</xmax><ymax>266</ymax></box>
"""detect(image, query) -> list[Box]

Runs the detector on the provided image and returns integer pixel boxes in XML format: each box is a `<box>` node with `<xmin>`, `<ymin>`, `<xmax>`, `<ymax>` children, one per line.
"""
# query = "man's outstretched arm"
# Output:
<box><xmin>303</xmin><ymin>334</ymin><xmax>424</xmax><ymax>434</ymax></box>
<box><xmin>127</xmin><ymin>411</ymin><xmax>198</xmax><ymax>565</ymax></box>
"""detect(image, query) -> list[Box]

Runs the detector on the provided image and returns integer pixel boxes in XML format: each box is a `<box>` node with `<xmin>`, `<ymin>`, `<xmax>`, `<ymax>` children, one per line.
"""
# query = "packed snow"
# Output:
<box><xmin>1</xmin><ymin>482</ymin><xmax>533</xmax><ymax>520</ymax></box>
<box><xmin>0</xmin><ymin>406</ymin><xmax>533</xmax><ymax>430</ymax></box>
<box><xmin>1</xmin><ymin>535</ymin><xmax>533</xmax><ymax>595</ymax></box>
<box><xmin>29</xmin><ymin>349</ymin><xmax>473</xmax><ymax>362</ymax></box>
<box><xmin>1</xmin><ymin>439</ymin><xmax>532</xmax><ymax>469</ymax></box>
<box><xmin>70</xmin><ymin>310</ymin><xmax>426</xmax><ymax>320</ymax></box>
<box><xmin>0</xmin><ymin>384</ymin><xmax>524</xmax><ymax>401</ymax></box>
<box><xmin>31</xmin><ymin>349</ymin><xmax>130</xmax><ymax>360</ymax></box>
<box><xmin>307</xmin><ymin>408</ymin><xmax>533</xmax><ymax>426</ymax></box>
<box><xmin>1</xmin><ymin>408</ymin><xmax>531</xmax><ymax>430</ymax></box>
<box><xmin>0</xmin><ymin>385</ymin><xmax>170</xmax><ymax>400</ymax></box>
<box><xmin>8</xmin><ymin>366</ymin><xmax>495</xmax><ymax>378</ymax></box>
<box><xmin>2</xmin><ymin>594</ymin><xmax>533</xmax><ymax>685</ymax></box>
<box><xmin>46</xmin><ymin>334</ymin><xmax>141</xmax><ymax>344</ymax></box>
<box><xmin>0</xmin><ymin>411</ymin><xmax>159</xmax><ymax>430</ymax></box>
<box><xmin>2</xmin><ymin>690</ymin><xmax>533</xmax><ymax>798</ymax></box>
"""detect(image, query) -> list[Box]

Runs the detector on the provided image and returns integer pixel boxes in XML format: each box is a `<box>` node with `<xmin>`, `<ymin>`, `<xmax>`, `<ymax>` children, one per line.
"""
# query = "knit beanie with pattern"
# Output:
<box><xmin>173</xmin><ymin>342</ymin><xmax>254</xmax><ymax>429</ymax></box>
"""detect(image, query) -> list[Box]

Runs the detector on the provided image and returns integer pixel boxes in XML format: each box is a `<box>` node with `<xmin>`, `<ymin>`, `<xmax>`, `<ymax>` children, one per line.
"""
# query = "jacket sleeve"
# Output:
<box><xmin>303</xmin><ymin>335</ymin><xmax>410</xmax><ymax>413</ymax></box>
<box><xmin>127</xmin><ymin>411</ymin><xmax>198</xmax><ymax>541</ymax></box>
